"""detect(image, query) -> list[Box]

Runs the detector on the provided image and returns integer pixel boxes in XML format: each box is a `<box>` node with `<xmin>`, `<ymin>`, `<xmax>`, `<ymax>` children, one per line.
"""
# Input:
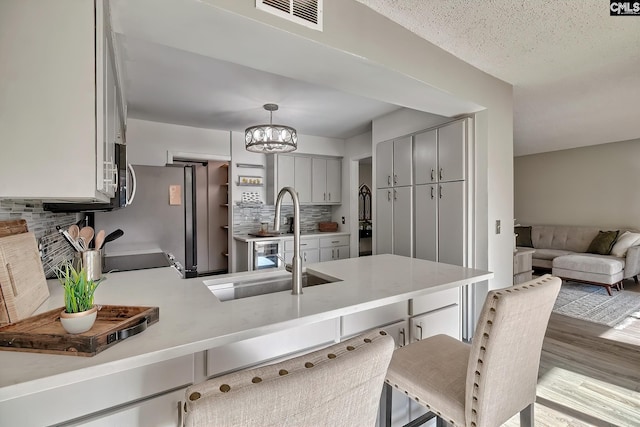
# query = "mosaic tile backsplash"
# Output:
<box><xmin>233</xmin><ymin>205</ymin><xmax>333</xmax><ymax>235</ymax></box>
<box><xmin>0</xmin><ymin>200</ymin><xmax>79</xmax><ymax>277</ymax></box>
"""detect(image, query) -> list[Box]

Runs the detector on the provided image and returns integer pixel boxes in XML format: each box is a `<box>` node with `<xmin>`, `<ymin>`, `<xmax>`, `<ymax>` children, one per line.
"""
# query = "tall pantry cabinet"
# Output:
<box><xmin>414</xmin><ymin>120</ymin><xmax>467</xmax><ymax>266</ymax></box>
<box><xmin>375</xmin><ymin>136</ymin><xmax>413</xmax><ymax>257</ymax></box>
<box><xmin>375</xmin><ymin>119</ymin><xmax>469</xmax><ymax>267</ymax></box>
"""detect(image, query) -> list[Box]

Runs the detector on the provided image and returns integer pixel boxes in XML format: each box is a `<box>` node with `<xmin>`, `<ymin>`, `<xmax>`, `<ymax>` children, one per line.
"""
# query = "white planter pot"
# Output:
<box><xmin>60</xmin><ymin>305</ymin><xmax>98</xmax><ymax>334</ymax></box>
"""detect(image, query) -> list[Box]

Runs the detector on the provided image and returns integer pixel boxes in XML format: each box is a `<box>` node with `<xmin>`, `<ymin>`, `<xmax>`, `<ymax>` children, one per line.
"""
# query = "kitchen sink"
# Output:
<box><xmin>206</xmin><ymin>272</ymin><xmax>341</xmax><ymax>302</ymax></box>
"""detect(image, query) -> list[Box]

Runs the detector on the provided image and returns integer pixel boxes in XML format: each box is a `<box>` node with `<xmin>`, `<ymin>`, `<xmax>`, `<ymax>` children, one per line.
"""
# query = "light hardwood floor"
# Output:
<box><xmin>503</xmin><ymin>279</ymin><xmax>640</xmax><ymax>427</ymax></box>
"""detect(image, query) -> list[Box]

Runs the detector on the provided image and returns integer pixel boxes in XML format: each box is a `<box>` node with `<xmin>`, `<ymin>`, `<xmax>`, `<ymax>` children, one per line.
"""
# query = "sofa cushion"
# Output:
<box><xmin>515</xmin><ymin>226</ymin><xmax>533</xmax><ymax>247</ymax></box>
<box><xmin>532</xmin><ymin>248</ymin><xmax>575</xmax><ymax>261</ymax></box>
<box><xmin>610</xmin><ymin>231</ymin><xmax>640</xmax><ymax>257</ymax></box>
<box><xmin>531</xmin><ymin>226</ymin><xmax>600</xmax><ymax>252</ymax></box>
<box><xmin>586</xmin><ymin>230</ymin><xmax>619</xmax><ymax>255</ymax></box>
<box><xmin>553</xmin><ymin>254</ymin><xmax>625</xmax><ymax>275</ymax></box>
<box><xmin>553</xmin><ymin>254</ymin><xmax>625</xmax><ymax>285</ymax></box>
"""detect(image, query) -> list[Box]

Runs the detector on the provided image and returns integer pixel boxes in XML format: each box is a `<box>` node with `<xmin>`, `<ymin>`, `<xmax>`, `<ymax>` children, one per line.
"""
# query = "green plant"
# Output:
<box><xmin>54</xmin><ymin>261</ymin><xmax>103</xmax><ymax>313</ymax></box>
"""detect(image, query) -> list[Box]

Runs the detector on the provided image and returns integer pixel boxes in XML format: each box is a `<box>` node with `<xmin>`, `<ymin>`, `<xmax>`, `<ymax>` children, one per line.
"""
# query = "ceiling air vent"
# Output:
<box><xmin>257</xmin><ymin>0</ymin><xmax>323</xmax><ymax>31</ymax></box>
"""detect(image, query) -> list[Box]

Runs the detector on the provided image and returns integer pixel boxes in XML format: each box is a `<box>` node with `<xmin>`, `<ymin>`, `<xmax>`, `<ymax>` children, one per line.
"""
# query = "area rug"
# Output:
<box><xmin>552</xmin><ymin>282</ymin><xmax>640</xmax><ymax>327</ymax></box>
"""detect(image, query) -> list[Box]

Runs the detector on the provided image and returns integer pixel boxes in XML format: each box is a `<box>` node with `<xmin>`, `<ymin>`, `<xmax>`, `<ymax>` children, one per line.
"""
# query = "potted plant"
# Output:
<box><xmin>54</xmin><ymin>261</ymin><xmax>104</xmax><ymax>334</ymax></box>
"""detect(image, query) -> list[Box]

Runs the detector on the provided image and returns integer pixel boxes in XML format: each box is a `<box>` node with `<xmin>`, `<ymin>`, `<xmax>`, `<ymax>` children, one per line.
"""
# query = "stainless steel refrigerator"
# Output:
<box><xmin>95</xmin><ymin>163</ymin><xmax>228</xmax><ymax>277</ymax></box>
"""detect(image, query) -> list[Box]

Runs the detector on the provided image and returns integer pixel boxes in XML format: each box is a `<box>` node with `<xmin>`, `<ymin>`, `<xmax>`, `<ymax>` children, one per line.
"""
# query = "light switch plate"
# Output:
<box><xmin>496</xmin><ymin>219</ymin><xmax>501</xmax><ymax>234</ymax></box>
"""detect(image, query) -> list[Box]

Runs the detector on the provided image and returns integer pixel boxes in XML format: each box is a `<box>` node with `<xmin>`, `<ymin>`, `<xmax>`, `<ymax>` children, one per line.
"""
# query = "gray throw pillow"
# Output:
<box><xmin>587</xmin><ymin>230</ymin><xmax>619</xmax><ymax>255</ymax></box>
<box><xmin>515</xmin><ymin>226</ymin><xmax>533</xmax><ymax>247</ymax></box>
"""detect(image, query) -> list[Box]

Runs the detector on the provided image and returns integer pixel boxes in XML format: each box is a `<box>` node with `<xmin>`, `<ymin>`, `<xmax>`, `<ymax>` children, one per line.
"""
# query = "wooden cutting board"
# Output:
<box><xmin>0</xmin><ymin>232</ymin><xmax>50</xmax><ymax>325</ymax></box>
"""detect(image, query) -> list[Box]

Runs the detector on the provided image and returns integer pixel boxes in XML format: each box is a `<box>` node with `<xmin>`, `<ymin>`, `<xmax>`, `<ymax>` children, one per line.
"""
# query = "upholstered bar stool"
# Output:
<box><xmin>183</xmin><ymin>328</ymin><xmax>394</xmax><ymax>427</ymax></box>
<box><xmin>384</xmin><ymin>275</ymin><xmax>561</xmax><ymax>427</ymax></box>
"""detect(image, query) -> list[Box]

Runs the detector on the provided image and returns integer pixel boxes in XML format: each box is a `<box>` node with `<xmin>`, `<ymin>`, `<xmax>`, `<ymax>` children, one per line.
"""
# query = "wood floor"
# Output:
<box><xmin>503</xmin><ymin>279</ymin><xmax>640</xmax><ymax>427</ymax></box>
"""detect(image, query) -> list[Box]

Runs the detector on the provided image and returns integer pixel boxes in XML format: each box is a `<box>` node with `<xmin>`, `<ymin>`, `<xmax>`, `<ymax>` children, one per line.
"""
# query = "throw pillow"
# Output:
<box><xmin>586</xmin><ymin>230</ymin><xmax>619</xmax><ymax>255</ymax></box>
<box><xmin>610</xmin><ymin>231</ymin><xmax>640</xmax><ymax>257</ymax></box>
<box><xmin>515</xmin><ymin>226</ymin><xmax>533</xmax><ymax>248</ymax></box>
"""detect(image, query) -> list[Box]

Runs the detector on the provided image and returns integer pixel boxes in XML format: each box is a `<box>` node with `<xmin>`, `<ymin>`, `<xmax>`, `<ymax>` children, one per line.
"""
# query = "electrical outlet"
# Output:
<box><xmin>496</xmin><ymin>219</ymin><xmax>501</xmax><ymax>234</ymax></box>
<box><xmin>341</xmin><ymin>216</ymin><xmax>345</xmax><ymax>225</ymax></box>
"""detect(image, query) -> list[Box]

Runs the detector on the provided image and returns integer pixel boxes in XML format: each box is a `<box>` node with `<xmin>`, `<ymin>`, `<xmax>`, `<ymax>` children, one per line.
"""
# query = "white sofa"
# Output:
<box><xmin>516</xmin><ymin>225</ymin><xmax>640</xmax><ymax>295</ymax></box>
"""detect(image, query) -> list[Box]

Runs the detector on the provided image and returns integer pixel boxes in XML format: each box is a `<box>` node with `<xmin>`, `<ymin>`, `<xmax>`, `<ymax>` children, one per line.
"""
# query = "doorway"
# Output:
<box><xmin>358</xmin><ymin>157</ymin><xmax>372</xmax><ymax>256</ymax></box>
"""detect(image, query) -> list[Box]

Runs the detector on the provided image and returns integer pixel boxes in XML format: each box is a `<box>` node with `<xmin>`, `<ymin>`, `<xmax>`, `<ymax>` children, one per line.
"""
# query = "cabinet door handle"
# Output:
<box><xmin>439</xmin><ymin>168</ymin><xmax>443</xmax><ymax>180</ymax></box>
<box><xmin>399</xmin><ymin>328</ymin><xmax>406</xmax><ymax>347</ymax></box>
<box><xmin>416</xmin><ymin>324</ymin><xmax>423</xmax><ymax>340</ymax></box>
<box><xmin>301</xmin><ymin>243</ymin><xmax>308</xmax><ymax>246</ymax></box>
<box><xmin>393</xmin><ymin>174</ymin><xmax>398</xmax><ymax>185</ymax></box>
<box><xmin>439</xmin><ymin>185</ymin><xmax>443</xmax><ymax>199</ymax></box>
<box><xmin>387</xmin><ymin>190</ymin><xmax>391</xmax><ymax>201</ymax></box>
<box><xmin>387</xmin><ymin>175</ymin><xmax>391</xmax><ymax>186</ymax></box>
<box><xmin>331</xmin><ymin>240</ymin><xmax>340</xmax><ymax>243</ymax></box>
<box><xmin>328</xmin><ymin>192</ymin><xmax>331</xmax><ymax>201</ymax></box>
<box><xmin>337</xmin><ymin>248</ymin><xmax>340</xmax><ymax>258</ymax></box>
<box><xmin>430</xmin><ymin>186</ymin><xmax>434</xmax><ymax>199</ymax></box>
<box><xmin>393</xmin><ymin>189</ymin><xmax>398</xmax><ymax>200</ymax></box>
<box><xmin>430</xmin><ymin>168</ymin><xmax>435</xmax><ymax>181</ymax></box>
<box><xmin>303</xmin><ymin>252</ymin><xmax>307</xmax><ymax>262</ymax></box>
<box><xmin>178</xmin><ymin>400</ymin><xmax>184</xmax><ymax>427</ymax></box>
<box><xmin>332</xmin><ymin>248</ymin><xmax>335</xmax><ymax>259</ymax></box>
<box><xmin>323</xmin><ymin>192</ymin><xmax>326</xmax><ymax>201</ymax></box>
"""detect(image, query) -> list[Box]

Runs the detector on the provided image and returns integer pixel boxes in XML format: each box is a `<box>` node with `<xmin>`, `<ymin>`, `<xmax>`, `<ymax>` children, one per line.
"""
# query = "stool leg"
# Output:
<box><xmin>520</xmin><ymin>403</ymin><xmax>534</xmax><ymax>427</ymax></box>
<box><xmin>381</xmin><ymin>382</ymin><xmax>392</xmax><ymax>427</ymax></box>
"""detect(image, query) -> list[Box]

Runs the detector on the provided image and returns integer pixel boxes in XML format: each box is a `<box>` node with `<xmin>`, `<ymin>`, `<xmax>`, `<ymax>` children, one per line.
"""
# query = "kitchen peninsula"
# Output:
<box><xmin>0</xmin><ymin>255</ymin><xmax>492</xmax><ymax>426</ymax></box>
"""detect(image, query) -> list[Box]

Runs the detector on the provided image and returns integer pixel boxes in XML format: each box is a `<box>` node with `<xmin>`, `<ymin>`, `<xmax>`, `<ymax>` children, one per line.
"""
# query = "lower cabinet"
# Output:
<box><xmin>319</xmin><ymin>235</ymin><xmax>350</xmax><ymax>261</ymax></box>
<box><xmin>65</xmin><ymin>388</ymin><xmax>186</xmax><ymax>427</ymax></box>
<box><xmin>206</xmin><ymin>318</ymin><xmax>338</xmax><ymax>377</ymax></box>
<box><xmin>0</xmin><ymin>355</ymin><xmax>194</xmax><ymax>427</ymax></box>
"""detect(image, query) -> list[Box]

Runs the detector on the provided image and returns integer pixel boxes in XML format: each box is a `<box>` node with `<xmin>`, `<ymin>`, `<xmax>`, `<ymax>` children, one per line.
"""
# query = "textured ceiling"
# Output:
<box><xmin>354</xmin><ymin>0</ymin><xmax>640</xmax><ymax>156</ymax></box>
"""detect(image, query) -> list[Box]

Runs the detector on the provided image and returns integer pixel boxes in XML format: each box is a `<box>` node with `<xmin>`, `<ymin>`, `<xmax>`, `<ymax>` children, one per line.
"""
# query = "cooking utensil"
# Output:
<box><xmin>57</xmin><ymin>226</ymin><xmax>83</xmax><ymax>252</ymax></box>
<box><xmin>103</xmin><ymin>229</ymin><xmax>124</xmax><ymax>246</ymax></box>
<box><xmin>94</xmin><ymin>229</ymin><xmax>106</xmax><ymax>250</ymax></box>
<box><xmin>79</xmin><ymin>226</ymin><xmax>94</xmax><ymax>249</ymax></box>
<box><xmin>68</xmin><ymin>224</ymin><xmax>80</xmax><ymax>242</ymax></box>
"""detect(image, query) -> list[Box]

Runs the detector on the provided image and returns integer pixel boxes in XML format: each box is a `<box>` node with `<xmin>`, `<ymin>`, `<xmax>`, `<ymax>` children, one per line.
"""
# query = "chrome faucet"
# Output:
<box><xmin>273</xmin><ymin>187</ymin><xmax>302</xmax><ymax>295</ymax></box>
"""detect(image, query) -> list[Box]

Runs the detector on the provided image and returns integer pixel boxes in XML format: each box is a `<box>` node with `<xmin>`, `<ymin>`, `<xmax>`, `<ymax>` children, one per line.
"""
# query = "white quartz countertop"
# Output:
<box><xmin>0</xmin><ymin>255</ymin><xmax>492</xmax><ymax>401</ymax></box>
<box><xmin>234</xmin><ymin>231</ymin><xmax>349</xmax><ymax>242</ymax></box>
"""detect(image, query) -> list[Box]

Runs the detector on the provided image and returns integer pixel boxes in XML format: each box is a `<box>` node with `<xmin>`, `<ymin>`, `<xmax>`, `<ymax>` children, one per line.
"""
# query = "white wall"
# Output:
<box><xmin>372</xmin><ymin>109</ymin><xmax>449</xmax><ymax>144</ymax></box>
<box><xmin>515</xmin><ymin>138</ymin><xmax>640</xmax><ymax>229</ymax></box>
<box><xmin>332</xmin><ymin>130</ymin><xmax>373</xmax><ymax>253</ymax></box>
<box><xmin>126</xmin><ymin>118</ymin><xmax>231</xmax><ymax>166</ymax></box>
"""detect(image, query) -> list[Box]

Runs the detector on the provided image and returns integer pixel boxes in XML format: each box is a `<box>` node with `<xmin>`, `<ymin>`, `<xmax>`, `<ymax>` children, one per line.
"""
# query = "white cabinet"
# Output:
<box><xmin>319</xmin><ymin>235</ymin><xmax>350</xmax><ymax>261</ymax></box>
<box><xmin>414</xmin><ymin>120</ymin><xmax>466</xmax><ymax>184</ymax></box>
<box><xmin>0</xmin><ymin>0</ymin><xmax>124</xmax><ymax>202</ymax></box>
<box><xmin>438</xmin><ymin>120</ymin><xmax>466</xmax><ymax>182</ymax></box>
<box><xmin>285</xmin><ymin>248</ymin><xmax>319</xmax><ymax>265</ymax></box>
<box><xmin>267</xmin><ymin>155</ymin><xmax>340</xmax><ymax>204</ymax></box>
<box><xmin>66</xmin><ymin>388</ymin><xmax>186</xmax><ymax>427</ymax></box>
<box><xmin>312</xmin><ymin>157</ymin><xmax>342</xmax><ymax>203</ymax></box>
<box><xmin>409</xmin><ymin>304</ymin><xmax>460</xmax><ymax>342</ymax></box>
<box><xmin>206</xmin><ymin>319</ymin><xmax>338</xmax><ymax>376</ymax></box>
<box><xmin>376</xmin><ymin>187</ymin><xmax>412</xmax><ymax>257</ymax></box>
<box><xmin>413</xmin><ymin>119</ymin><xmax>468</xmax><ymax>267</ymax></box>
<box><xmin>0</xmin><ymin>354</ymin><xmax>194</xmax><ymax>427</ymax></box>
<box><xmin>415</xmin><ymin>181</ymin><xmax>465</xmax><ymax>266</ymax></box>
<box><xmin>272</xmin><ymin>155</ymin><xmax>311</xmax><ymax>204</ymax></box>
<box><xmin>376</xmin><ymin>137</ymin><xmax>412</xmax><ymax>188</ymax></box>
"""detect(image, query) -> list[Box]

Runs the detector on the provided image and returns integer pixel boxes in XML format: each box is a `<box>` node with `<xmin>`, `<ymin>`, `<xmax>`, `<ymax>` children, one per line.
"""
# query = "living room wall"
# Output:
<box><xmin>514</xmin><ymin>137</ymin><xmax>640</xmax><ymax>229</ymax></box>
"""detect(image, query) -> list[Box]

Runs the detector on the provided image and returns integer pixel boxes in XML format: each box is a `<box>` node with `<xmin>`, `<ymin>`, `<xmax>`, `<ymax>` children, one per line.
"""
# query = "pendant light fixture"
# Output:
<box><xmin>245</xmin><ymin>104</ymin><xmax>298</xmax><ymax>153</ymax></box>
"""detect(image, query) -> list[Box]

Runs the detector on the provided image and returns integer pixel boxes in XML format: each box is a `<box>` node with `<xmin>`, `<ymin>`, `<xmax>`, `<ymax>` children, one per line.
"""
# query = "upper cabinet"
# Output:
<box><xmin>267</xmin><ymin>154</ymin><xmax>341</xmax><ymax>205</ymax></box>
<box><xmin>0</xmin><ymin>0</ymin><xmax>125</xmax><ymax>202</ymax></box>
<box><xmin>311</xmin><ymin>157</ymin><xmax>341</xmax><ymax>204</ymax></box>
<box><xmin>414</xmin><ymin>120</ymin><xmax>466</xmax><ymax>185</ymax></box>
<box><xmin>376</xmin><ymin>136</ymin><xmax>412</xmax><ymax>188</ymax></box>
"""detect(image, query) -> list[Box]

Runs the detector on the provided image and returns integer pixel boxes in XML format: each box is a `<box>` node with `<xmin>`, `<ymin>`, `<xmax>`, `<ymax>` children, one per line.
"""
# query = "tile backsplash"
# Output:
<box><xmin>0</xmin><ymin>200</ymin><xmax>79</xmax><ymax>277</ymax></box>
<box><xmin>233</xmin><ymin>205</ymin><xmax>333</xmax><ymax>235</ymax></box>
